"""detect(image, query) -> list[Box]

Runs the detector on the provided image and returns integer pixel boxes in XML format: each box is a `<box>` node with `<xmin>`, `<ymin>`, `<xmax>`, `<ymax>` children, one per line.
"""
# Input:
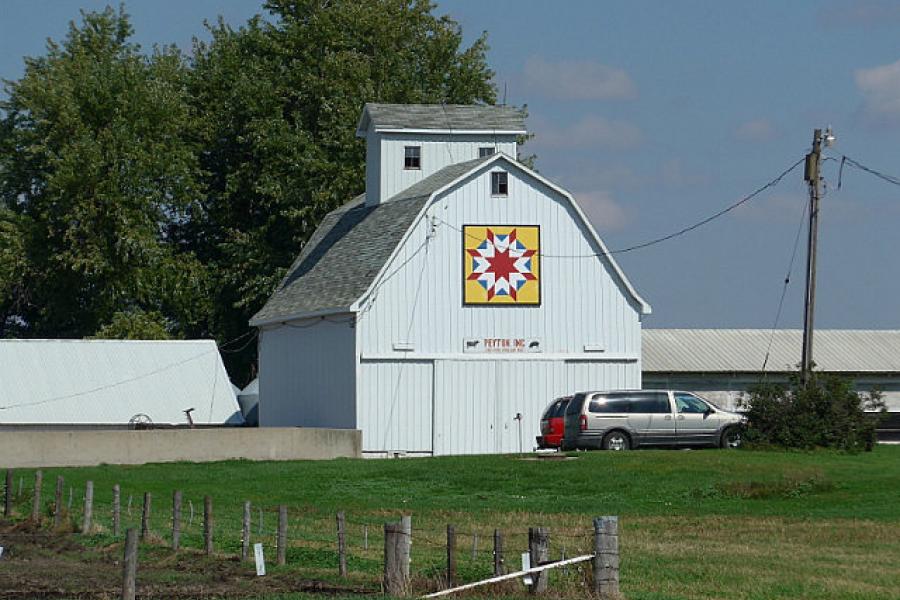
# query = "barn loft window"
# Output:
<box><xmin>479</xmin><ymin>147</ymin><xmax>495</xmax><ymax>158</ymax></box>
<box><xmin>404</xmin><ymin>146</ymin><xmax>421</xmax><ymax>169</ymax></box>
<box><xmin>491</xmin><ymin>171</ymin><xmax>508</xmax><ymax>196</ymax></box>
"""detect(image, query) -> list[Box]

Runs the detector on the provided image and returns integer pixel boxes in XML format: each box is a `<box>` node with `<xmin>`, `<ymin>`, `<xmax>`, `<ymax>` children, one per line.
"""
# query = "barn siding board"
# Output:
<box><xmin>358</xmin><ymin>360</ymin><xmax>433</xmax><ymax>453</ymax></box>
<box><xmin>375</xmin><ymin>133</ymin><xmax>516</xmax><ymax>204</ymax></box>
<box><xmin>258</xmin><ymin>317</ymin><xmax>356</xmax><ymax>429</ymax></box>
<box><xmin>357</xmin><ymin>165</ymin><xmax>642</xmax><ymax>357</ymax></box>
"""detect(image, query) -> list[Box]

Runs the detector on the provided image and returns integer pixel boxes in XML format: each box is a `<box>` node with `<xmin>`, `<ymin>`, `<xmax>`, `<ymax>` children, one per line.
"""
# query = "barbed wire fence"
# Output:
<box><xmin>1</xmin><ymin>468</ymin><xmax>618</xmax><ymax>597</ymax></box>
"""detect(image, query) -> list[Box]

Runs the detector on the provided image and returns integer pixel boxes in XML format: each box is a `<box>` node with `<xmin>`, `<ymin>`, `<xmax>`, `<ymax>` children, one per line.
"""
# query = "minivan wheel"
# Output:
<box><xmin>721</xmin><ymin>427</ymin><xmax>742</xmax><ymax>449</ymax></box>
<box><xmin>602</xmin><ymin>430</ymin><xmax>630</xmax><ymax>451</ymax></box>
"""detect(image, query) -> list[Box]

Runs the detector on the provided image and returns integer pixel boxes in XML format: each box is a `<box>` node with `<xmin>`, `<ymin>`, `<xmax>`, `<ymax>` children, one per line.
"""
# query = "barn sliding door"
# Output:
<box><xmin>358</xmin><ymin>359</ymin><xmax>433</xmax><ymax>454</ymax></box>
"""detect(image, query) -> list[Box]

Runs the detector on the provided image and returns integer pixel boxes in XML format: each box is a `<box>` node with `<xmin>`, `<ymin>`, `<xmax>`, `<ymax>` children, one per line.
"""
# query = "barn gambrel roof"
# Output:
<box><xmin>250</xmin><ymin>153</ymin><xmax>651</xmax><ymax>326</ymax></box>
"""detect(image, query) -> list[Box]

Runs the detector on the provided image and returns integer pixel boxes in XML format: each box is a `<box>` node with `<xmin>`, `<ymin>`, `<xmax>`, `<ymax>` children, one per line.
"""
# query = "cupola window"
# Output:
<box><xmin>404</xmin><ymin>146</ymin><xmax>421</xmax><ymax>169</ymax></box>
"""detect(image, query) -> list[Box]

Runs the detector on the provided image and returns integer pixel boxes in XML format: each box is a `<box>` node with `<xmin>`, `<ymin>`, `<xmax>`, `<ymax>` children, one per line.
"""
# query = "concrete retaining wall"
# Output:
<box><xmin>0</xmin><ymin>427</ymin><xmax>361</xmax><ymax>468</ymax></box>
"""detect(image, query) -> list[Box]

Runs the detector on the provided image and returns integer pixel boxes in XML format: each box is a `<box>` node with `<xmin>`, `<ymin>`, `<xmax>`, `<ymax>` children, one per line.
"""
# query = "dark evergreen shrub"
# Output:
<box><xmin>742</xmin><ymin>372</ymin><xmax>885</xmax><ymax>452</ymax></box>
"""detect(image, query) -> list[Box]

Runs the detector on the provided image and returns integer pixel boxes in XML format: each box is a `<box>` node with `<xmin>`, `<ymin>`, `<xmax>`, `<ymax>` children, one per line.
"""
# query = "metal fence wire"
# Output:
<box><xmin>1</xmin><ymin>473</ymin><xmax>615</xmax><ymax>596</ymax></box>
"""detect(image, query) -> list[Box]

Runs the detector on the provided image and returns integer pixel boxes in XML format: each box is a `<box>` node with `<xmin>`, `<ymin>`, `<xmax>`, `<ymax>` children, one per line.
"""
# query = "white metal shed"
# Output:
<box><xmin>0</xmin><ymin>339</ymin><xmax>243</xmax><ymax>425</ymax></box>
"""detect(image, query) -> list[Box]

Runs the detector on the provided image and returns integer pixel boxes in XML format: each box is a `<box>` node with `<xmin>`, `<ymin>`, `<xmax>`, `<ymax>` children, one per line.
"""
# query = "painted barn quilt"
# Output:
<box><xmin>463</xmin><ymin>225</ymin><xmax>540</xmax><ymax>305</ymax></box>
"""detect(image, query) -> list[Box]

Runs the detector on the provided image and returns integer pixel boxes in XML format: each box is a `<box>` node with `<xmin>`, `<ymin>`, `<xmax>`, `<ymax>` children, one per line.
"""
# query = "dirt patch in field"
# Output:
<box><xmin>0</xmin><ymin>521</ymin><xmax>376</xmax><ymax>599</ymax></box>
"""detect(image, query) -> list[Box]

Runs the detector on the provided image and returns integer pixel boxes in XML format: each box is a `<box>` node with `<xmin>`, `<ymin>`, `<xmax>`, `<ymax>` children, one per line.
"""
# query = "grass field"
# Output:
<box><xmin>2</xmin><ymin>446</ymin><xmax>899</xmax><ymax>599</ymax></box>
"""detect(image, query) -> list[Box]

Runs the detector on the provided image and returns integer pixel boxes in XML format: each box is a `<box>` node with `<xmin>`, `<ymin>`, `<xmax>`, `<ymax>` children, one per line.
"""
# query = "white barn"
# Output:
<box><xmin>251</xmin><ymin>103</ymin><xmax>651</xmax><ymax>455</ymax></box>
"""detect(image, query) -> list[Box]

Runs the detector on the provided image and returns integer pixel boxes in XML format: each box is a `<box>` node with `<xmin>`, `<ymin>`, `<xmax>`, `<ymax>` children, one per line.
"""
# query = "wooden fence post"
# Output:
<box><xmin>112</xmin><ymin>485</ymin><xmax>121</xmax><ymax>537</ymax></box>
<box><xmin>81</xmin><ymin>480</ymin><xmax>93</xmax><ymax>534</ymax></box>
<box><xmin>54</xmin><ymin>475</ymin><xmax>64</xmax><ymax>528</ymax></box>
<box><xmin>276</xmin><ymin>505</ymin><xmax>287</xmax><ymax>566</ymax></box>
<box><xmin>172</xmin><ymin>490</ymin><xmax>182</xmax><ymax>550</ymax></box>
<box><xmin>242</xmin><ymin>501</ymin><xmax>251</xmax><ymax>561</ymax></box>
<box><xmin>446</xmin><ymin>524</ymin><xmax>456</xmax><ymax>588</ymax></box>
<box><xmin>528</xmin><ymin>527</ymin><xmax>549</xmax><ymax>594</ymax></box>
<box><xmin>121</xmin><ymin>528</ymin><xmax>138</xmax><ymax>600</ymax></box>
<box><xmin>31</xmin><ymin>470</ymin><xmax>42</xmax><ymax>524</ymax></box>
<box><xmin>3</xmin><ymin>469</ymin><xmax>11</xmax><ymax>517</ymax></box>
<box><xmin>204</xmin><ymin>496</ymin><xmax>213</xmax><ymax>556</ymax></box>
<box><xmin>337</xmin><ymin>511</ymin><xmax>347</xmax><ymax>577</ymax></box>
<box><xmin>384</xmin><ymin>521</ymin><xmax>410</xmax><ymax>596</ymax></box>
<box><xmin>140</xmin><ymin>493</ymin><xmax>151</xmax><ymax>538</ymax></box>
<box><xmin>493</xmin><ymin>528</ymin><xmax>503</xmax><ymax>576</ymax></box>
<box><xmin>400</xmin><ymin>515</ymin><xmax>411</xmax><ymax>574</ymax></box>
<box><xmin>592</xmin><ymin>516</ymin><xmax>619</xmax><ymax>598</ymax></box>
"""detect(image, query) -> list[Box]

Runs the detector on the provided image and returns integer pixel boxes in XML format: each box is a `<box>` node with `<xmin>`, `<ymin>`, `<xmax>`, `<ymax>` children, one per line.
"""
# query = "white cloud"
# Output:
<box><xmin>735</xmin><ymin>118</ymin><xmax>777</xmax><ymax>142</ymax></box>
<box><xmin>573</xmin><ymin>190</ymin><xmax>630</xmax><ymax>232</ymax></box>
<box><xmin>855</xmin><ymin>58</ymin><xmax>900</xmax><ymax>124</ymax></box>
<box><xmin>532</xmin><ymin>115</ymin><xmax>643</xmax><ymax>149</ymax></box>
<box><xmin>523</xmin><ymin>57</ymin><xmax>637</xmax><ymax>101</ymax></box>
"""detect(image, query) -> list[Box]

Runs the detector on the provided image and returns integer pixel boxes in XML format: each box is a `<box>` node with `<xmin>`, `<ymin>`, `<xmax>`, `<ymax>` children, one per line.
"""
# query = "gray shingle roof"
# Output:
<box><xmin>250</xmin><ymin>156</ymin><xmax>496</xmax><ymax>325</ymax></box>
<box><xmin>643</xmin><ymin>329</ymin><xmax>900</xmax><ymax>373</ymax></box>
<box><xmin>358</xmin><ymin>103</ymin><xmax>527</xmax><ymax>134</ymax></box>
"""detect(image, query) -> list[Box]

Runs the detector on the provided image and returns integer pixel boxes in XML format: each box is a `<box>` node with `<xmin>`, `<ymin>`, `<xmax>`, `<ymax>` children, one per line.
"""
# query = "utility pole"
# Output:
<box><xmin>801</xmin><ymin>127</ymin><xmax>834</xmax><ymax>385</ymax></box>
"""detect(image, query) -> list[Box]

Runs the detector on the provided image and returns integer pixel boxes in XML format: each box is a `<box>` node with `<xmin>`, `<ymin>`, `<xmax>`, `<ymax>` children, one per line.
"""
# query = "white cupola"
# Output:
<box><xmin>355</xmin><ymin>103</ymin><xmax>526</xmax><ymax>206</ymax></box>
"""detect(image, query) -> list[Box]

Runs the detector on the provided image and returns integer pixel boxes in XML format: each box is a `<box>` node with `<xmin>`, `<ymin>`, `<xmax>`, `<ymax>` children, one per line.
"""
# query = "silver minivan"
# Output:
<box><xmin>561</xmin><ymin>390</ymin><xmax>745</xmax><ymax>451</ymax></box>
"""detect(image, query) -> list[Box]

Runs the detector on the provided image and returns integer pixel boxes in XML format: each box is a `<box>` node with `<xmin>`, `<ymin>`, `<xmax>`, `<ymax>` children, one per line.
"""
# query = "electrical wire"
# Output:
<box><xmin>218</xmin><ymin>328</ymin><xmax>256</xmax><ymax>350</ymax></box>
<box><xmin>438</xmin><ymin>157</ymin><xmax>805</xmax><ymax>259</ymax></box>
<box><xmin>219</xmin><ymin>329</ymin><xmax>259</xmax><ymax>353</ymax></box>
<box><xmin>760</xmin><ymin>196</ymin><xmax>808</xmax><ymax>375</ymax></box>
<box><xmin>841</xmin><ymin>155</ymin><xmax>900</xmax><ymax>187</ymax></box>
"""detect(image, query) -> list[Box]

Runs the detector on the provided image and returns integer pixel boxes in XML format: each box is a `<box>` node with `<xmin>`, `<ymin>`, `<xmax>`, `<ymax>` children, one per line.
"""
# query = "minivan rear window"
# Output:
<box><xmin>631</xmin><ymin>393</ymin><xmax>671</xmax><ymax>414</ymax></box>
<box><xmin>551</xmin><ymin>398</ymin><xmax>570</xmax><ymax>418</ymax></box>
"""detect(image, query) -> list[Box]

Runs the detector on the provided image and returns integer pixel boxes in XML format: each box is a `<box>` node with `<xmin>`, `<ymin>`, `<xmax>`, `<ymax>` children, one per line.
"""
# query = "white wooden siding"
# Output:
<box><xmin>358</xmin><ymin>163</ymin><xmax>643</xmax><ymax>357</ymax></box>
<box><xmin>356</xmin><ymin>160</ymin><xmax>643</xmax><ymax>455</ymax></box>
<box><xmin>258</xmin><ymin>317</ymin><xmax>356</xmax><ymax>428</ymax></box>
<box><xmin>357</xmin><ymin>359</ymin><xmax>433</xmax><ymax>453</ymax></box>
<box><xmin>370</xmin><ymin>133</ymin><xmax>517</xmax><ymax>204</ymax></box>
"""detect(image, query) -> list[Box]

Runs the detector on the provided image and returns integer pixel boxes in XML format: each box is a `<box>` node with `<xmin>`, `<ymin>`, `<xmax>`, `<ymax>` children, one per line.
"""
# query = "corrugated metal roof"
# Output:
<box><xmin>0</xmin><ymin>339</ymin><xmax>243</xmax><ymax>425</ymax></box>
<box><xmin>643</xmin><ymin>329</ymin><xmax>900</xmax><ymax>373</ymax></box>
<box><xmin>357</xmin><ymin>103</ymin><xmax>527</xmax><ymax>134</ymax></box>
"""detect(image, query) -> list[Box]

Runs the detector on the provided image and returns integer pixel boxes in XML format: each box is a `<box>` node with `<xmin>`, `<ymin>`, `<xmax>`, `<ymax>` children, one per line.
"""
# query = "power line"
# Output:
<box><xmin>219</xmin><ymin>329</ymin><xmax>258</xmax><ymax>353</ymax></box>
<box><xmin>439</xmin><ymin>156</ymin><xmax>805</xmax><ymax>259</ymax></box>
<box><xmin>840</xmin><ymin>155</ymin><xmax>900</xmax><ymax>187</ymax></box>
<box><xmin>761</xmin><ymin>196</ymin><xmax>808</xmax><ymax>374</ymax></box>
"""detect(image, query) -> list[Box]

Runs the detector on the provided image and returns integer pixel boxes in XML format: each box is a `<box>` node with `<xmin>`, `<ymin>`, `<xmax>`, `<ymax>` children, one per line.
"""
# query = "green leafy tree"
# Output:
<box><xmin>743</xmin><ymin>372</ymin><xmax>886</xmax><ymax>452</ymax></box>
<box><xmin>0</xmin><ymin>7</ymin><xmax>209</xmax><ymax>340</ymax></box>
<box><xmin>187</xmin><ymin>0</ymin><xmax>498</xmax><ymax>380</ymax></box>
<box><xmin>93</xmin><ymin>308</ymin><xmax>175</xmax><ymax>340</ymax></box>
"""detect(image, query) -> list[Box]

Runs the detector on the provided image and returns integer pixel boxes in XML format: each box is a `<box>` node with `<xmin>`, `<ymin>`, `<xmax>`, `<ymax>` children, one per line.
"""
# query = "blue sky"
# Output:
<box><xmin>2</xmin><ymin>1</ymin><xmax>899</xmax><ymax>331</ymax></box>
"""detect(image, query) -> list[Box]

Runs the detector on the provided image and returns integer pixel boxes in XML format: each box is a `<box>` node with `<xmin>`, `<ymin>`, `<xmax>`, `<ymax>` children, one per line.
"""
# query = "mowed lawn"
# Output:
<box><xmin>3</xmin><ymin>446</ymin><xmax>899</xmax><ymax>600</ymax></box>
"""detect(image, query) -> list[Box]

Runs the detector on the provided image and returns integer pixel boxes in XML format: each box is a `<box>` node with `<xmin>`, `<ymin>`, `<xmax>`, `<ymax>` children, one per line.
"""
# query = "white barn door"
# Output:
<box><xmin>433</xmin><ymin>360</ymin><xmax>499</xmax><ymax>455</ymax></box>
<box><xmin>359</xmin><ymin>360</ymin><xmax>433</xmax><ymax>454</ymax></box>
